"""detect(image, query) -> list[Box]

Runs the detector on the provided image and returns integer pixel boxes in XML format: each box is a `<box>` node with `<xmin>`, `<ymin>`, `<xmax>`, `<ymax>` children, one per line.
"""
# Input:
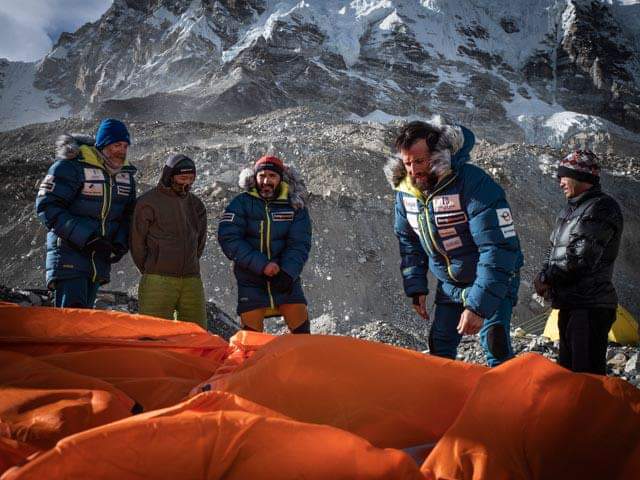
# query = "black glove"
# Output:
<box><xmin>82</xmin><ymin>236</ymin><xmax>114</xmax><ymax>256</ymax></box>
<box><xmin>109</xmin><ymin>243</ymin><xmax>128</xmax><ymax>264</ymax></box>
<box><xmin>270</xmin><ymin>271</ymin><xmax>294</xmax><ymax>294</ymax></box>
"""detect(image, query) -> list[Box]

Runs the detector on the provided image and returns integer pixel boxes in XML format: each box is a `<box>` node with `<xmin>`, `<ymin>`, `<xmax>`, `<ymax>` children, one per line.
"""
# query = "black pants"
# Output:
<box><xmin>557</xmin><ymin>308</ymin><xmax>616</xmax><ymax>375</ymax></box>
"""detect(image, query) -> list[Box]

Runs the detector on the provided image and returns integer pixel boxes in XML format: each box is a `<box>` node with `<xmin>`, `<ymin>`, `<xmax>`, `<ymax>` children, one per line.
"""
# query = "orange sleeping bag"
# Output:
<box><xmin>1</xmin><ymin>392</ymin><xmax>424</xmax><ymax>480</ymax></box>
<box><xmin>0</xmin><ymin>304</ymin><xmax>229</xmax><ymax>360</ymax></box>
<box><xmin>422</xmin><ymin>353</ymin><xmax>640</xmax><ymax>480</ymax></box>
<box><xmin>195</xmin><ymin>332</ymin><xmax>487</xmax><ymax>449</ymax></box>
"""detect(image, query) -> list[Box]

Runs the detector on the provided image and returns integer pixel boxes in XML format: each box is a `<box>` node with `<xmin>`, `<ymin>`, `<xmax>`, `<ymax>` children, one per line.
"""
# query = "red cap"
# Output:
<box><xmin>254</xmin><ymin>155</ymin><xmax>284</xmax><ymax>176</ymax></box>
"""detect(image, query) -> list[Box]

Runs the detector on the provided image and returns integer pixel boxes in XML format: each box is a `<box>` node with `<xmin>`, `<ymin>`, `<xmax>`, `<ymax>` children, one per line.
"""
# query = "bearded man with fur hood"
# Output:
<box><xmin>218</xmin><ymin>155</ymin><xmax>312</xmax><ymax>334</ymax></box>
<box><xmin>35</xmin><ymin>119</ymin><xmax>137</xmax><ymax>308</ymax></box>
<box><xmin>387</xmin><ymin>120</ymin><xmax>523</xmax><ymax>367</ymax></box>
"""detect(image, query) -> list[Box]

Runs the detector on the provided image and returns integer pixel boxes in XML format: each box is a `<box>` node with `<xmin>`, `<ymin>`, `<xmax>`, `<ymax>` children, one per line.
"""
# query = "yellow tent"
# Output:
<box><xmin>543</xmin><ymin>305</ymin><xmax>640</xmax><ymax>345</ymax></box>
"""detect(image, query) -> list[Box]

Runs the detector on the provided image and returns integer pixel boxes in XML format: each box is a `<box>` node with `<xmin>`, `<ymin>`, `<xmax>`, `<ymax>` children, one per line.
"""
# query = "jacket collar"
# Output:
<box><xmin>568</xmin><ymin>184</ymin><xmax>602</xmax><ymax>207</ymax></box>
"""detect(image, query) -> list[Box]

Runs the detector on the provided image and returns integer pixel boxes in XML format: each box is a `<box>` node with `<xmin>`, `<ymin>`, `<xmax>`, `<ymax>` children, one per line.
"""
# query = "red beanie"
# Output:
<box><xmin>254</xmin><ymin>155</ymin><xmax>284</xmax><ymax>176</ymax></box>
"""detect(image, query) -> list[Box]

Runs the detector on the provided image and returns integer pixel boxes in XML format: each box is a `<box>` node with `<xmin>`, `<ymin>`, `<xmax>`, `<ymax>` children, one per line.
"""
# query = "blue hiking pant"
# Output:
<box><xmin>429</xmin><ymin>290</ymin><xmax>514</xmax><ymax>367</ymax></box>
<box><xmin>53</xmin><ymin>277</ymin><xmax>100</xmax><ymax>308</ymax></box>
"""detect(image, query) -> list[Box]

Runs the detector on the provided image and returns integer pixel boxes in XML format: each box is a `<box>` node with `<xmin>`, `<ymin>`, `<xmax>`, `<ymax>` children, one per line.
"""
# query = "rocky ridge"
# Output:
<box><xmin>0</xmin><ymin>109</ymin><xmax>638</xmax><ymax>342</ymax></box>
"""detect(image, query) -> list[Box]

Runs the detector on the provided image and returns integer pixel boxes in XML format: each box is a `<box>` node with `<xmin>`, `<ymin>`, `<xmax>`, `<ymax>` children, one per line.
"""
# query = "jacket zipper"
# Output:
<box><xmin>264</xmin><ymin>203</ymin><xmax>275</xmax><ymax>309</ymax></box>
<box><xmin>419</xmin><ymin>174</ymin><xmax>460</xmax><ymax>283</ymax></box>
<box><xmin>92</xmin><ymin>172</ymin><xmax>113</xmax><ymax>282</ymax></box>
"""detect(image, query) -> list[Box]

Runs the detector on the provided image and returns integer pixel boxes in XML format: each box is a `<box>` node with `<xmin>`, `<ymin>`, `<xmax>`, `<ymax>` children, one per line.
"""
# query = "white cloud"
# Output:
<box><xmin>0</xmin><ymin>0</ymin><xmax>112</xmax><ymax>62</ymax></box>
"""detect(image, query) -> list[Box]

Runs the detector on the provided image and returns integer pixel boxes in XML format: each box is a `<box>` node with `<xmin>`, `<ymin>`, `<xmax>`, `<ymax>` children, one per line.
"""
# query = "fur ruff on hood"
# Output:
<box><xmin>238</xmin><ymin>164</ymin><xmax>308</xmax><ymax>209</ymax></box>
<box><xmin>55</xmin><ymin>134</ymin><xmax>96</xmax><ymax>160</ymax></box>
<box><xmin>384</xmin><ymin>119</ymin><xmax>466</xmax><ymax>188</ymax></box>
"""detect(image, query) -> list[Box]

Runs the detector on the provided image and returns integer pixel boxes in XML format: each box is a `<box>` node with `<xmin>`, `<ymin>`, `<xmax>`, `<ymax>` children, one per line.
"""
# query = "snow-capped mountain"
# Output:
<box><xmin>1</xmin><ymin>0</ymin><xmax>639</xmax><ymax>146</ymax></box>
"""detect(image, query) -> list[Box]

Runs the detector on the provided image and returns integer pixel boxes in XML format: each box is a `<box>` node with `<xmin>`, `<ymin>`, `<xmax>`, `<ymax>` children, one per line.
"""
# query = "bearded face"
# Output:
<box><xmin>256</xmin><ymin>170</ymin><xmax>281</xmax><ymax>200</ymax></box>
<box><xmin>400</xmin><ymin>139</ymin><xmax>440</xmax><ymax>193</ymax></box>
<box><xmin>101</xmin><ymin>141</ymin><xmax>128</xmax><ymax>168</ymax></box>
<box><xmin>171</xmin><ymin>173</ymin><xmax>195</xmax><ymax>197</ymax></box>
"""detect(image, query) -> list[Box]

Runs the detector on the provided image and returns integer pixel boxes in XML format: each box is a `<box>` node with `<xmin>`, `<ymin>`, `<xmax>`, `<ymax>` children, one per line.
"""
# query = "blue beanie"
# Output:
<box><xmin>95</xmin><ymin>119</ymin><xmax>130</xmax><ymax>149</ymax></box>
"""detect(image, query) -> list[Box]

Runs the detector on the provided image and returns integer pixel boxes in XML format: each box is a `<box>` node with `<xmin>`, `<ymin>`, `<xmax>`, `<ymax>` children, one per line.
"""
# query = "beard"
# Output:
<box><xmin>258</xmin><ymin>184</ymin><xmax>278</xmax><ymax>199</ymax></box>
<box><xmin>171</xmin><ymin>183</ymin><xmax>191</xmax><ymax>197</ymax></box>
<box><xmin>412</xmin><ymin>172</ymin><xmax>439</xmax><ymax>193</ymax></box>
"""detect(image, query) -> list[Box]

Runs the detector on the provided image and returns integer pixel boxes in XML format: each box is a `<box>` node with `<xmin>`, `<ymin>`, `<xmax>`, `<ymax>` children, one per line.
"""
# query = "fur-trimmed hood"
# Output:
<box><xmin>238</xmin><ymin>163</ymin><xmax>308</xmax><ymax>209</ymax></box>
<box><xmin>55</xmin><ymin>134</ymin><xmax>96</xmax><ymax>160</ymax></box>
<box><xmin>384</xmin><ymin>121</ymin><xmax>475</xmax><ymax>188</ymax></box>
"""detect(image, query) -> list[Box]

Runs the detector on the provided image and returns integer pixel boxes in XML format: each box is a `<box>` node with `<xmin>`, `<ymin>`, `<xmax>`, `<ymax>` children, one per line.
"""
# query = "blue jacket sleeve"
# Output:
<box><xmin>393</xmin><ymin>192</ymin><xmax>429</xmax><ymax>297</ymax></box>
<box><xmin>217</xmin><ymin>195</ymin><xmax>270</xmax><ymax>276</ymax></box>
<box><xmin>35</xmin><ymin>160</ymin><xmax>97</xmax><ymax>248</ymax></box>
<box><xmin>462</xmin><ymin>171</ymin><xmax>522</xmax><ymax>318</ymax></box>
<box><xmin>113</xmin><ymin>175</ymin><xmax>137</xmax><ymax>249</ymax></box>
<box><xmin>279</xmin><ymin>207</ymin><xmax>312</xmax><ymax>280</ymax></box>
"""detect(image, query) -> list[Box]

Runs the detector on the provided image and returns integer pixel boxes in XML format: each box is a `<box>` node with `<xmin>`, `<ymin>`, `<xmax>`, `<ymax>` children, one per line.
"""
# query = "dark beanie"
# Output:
<box><xmin>95</xmin><ymin>119</ymin><xmax>130</xmax><ymax>149</ymax></box>
<box><xmin>254</xmin><ymin>155</ymin><xmax>284</xmax><ymax>177</ymax></box>
<box><xmin>160</xmin><ymin>154</ymin><xmax>196</xmax><ymax>187</ymax></box>
<box><xmin>557</xmin><ymin>150</ymin><xmax>601</xmax><ymax>185</ymax></box>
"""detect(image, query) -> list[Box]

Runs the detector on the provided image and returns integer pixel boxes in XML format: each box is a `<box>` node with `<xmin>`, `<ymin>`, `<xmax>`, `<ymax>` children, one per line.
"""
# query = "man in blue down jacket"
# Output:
<box><xmin>35</xmin><ymin>119</ymin><xmax>137</xmax><ymax>308</ymax></box>
<box><xmin>386</xmin><ymin>120</ymin><xmax>523</xmax><ymax>366</ymax></box>
<box><xmin>218</xmin><ymin>155</ymin><xmax>312</xmax><ymax>333</ymax></box>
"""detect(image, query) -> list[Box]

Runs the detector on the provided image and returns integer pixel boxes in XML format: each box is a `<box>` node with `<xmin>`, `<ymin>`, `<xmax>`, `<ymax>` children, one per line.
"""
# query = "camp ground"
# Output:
<box><xmin>0</xmin><ymin>302</ymin><xmax>638</xmax><ymax>479</ymax></box>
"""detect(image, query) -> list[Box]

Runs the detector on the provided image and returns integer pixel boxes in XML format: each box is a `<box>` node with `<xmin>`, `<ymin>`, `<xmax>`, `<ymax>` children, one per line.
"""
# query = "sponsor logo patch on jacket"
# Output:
<box><xmin>84</xmin><ymin>168</ymin><xmax>104</xmax><ymax>181</ymax></box>
<box><xmin>219</xmin><ymin>212</ymin><xmax>235</xmax><ymax>223</ymax></box>
<box><xmin>82</xmin><ymin>182</ymin><xmax>103</xmax><ymax>196</ymax></box>
<box><xmin>496</xmin><ymin>208</ymin><xmax>513</xmax><ymax>226</ymax></box>
<box><xmin>438</xmin><ymin>227</ymin><xmax>457</xmax><ymax>238</ymax></box>
<box><xmin>496</xmin><ymin>208</ymin><xmax>517</xmax><ymax>238</ymax></box>
<box><xmin>37</xmin><ymin>174</ymin><xmax>56</xmax><ymax>196</ymax></box>
<box><xmin>115</xmin><ymin>173</ymin><xmax>131</xmax><ymax>184</ymax></box>
<box><xmin>403</xmin><ymin>197</ymin><xmax>419</xmax><ymax>213</ymax></box>
<box><xmin>116</xmin><ymin>185</ymin><xmax>131</xmax><ymax>196</ymax></box>
<box><xmin>433</xmin><ymin>194</ymin><xmax>461</xmax><ymax>213</ymax></box>
<box><xmin>434</xmin><ymin>211</ymin><xmax>468</xmax><ymax>227</ymax></box>
<box><xmin>442</xmin><ymin>236</ymin><xmax>463</xmax><ymax>251</ymax></box>
<box><xmin>272</xmin><ymin>211</ymin><xmax>294</xmax><ymax>222</ymax></box>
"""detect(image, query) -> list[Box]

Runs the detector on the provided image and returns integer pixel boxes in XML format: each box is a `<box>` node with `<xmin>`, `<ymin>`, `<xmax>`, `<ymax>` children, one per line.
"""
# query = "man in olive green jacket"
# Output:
<box><xmin>130</xmin><ymin>154</ymin><xmax>208</xmax><ymax>328</ymax></box>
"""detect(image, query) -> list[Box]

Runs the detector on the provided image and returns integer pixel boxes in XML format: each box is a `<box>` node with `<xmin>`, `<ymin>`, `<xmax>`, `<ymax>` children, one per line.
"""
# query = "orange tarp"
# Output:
<box><xmin>1</xmin><ymin>303</ymin><xmax>640</xmax><ymax>479</ymax></box>
<box><xmin>2</xmin><ymin>392</ymin><xmax>424</xmax><ymax>480</ymax></box>
<box><xmin>422</xmin><ymin>353</ymin><xmax>640</xmax><ymax>480</ymax></box>
<box><xmin>196</xmin><ymin>333</ymin><xmax>487</xmax><ymax>449</ymax></box>
<box><xmin>0</xmin><ymin>304</ymin><xmax>228</xmax><ymax>360</ymax></box>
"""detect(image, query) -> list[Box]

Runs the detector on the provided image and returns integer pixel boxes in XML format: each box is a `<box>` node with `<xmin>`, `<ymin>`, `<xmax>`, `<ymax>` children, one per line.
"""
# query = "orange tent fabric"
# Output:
<box><xmin>195</xmin><ymin>333</ymin><xmax>487</xmax><ymax>449</ymax></box>
<box><xmin>40</xmin><ymin>348</ymin><xmax>222</xmax><ymax>411</ymax></box>
<box><xmin>0</xmin><ymin>438</ymin><xmax>38</xmax><ymax>476</ymax></box>
<box><xmin>2</xmin><ymin>392</ymin><xmax>424</xmax><ymax>480</ymax></box>
<box><xmin>0</xmin><ymin>304</ymin><xmax>229</xmax><ymax>360</ymax></box>
<box><xmin>2</xmin><ymin>304</ymin><xmax>640</xmax><ymax>479</ymax></box>
<box><xmin>422</xmin><ymin>353</ymin><xmax>640</xmax><ymax>480</ymax></box>
<box><xmin>0</xmin><ymin>350</ymin><xmax>135</xmax><ymax>449</ymax></box>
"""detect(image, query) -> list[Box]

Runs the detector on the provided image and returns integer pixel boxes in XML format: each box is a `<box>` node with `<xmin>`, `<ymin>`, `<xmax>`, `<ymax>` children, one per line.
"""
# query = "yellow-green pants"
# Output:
<box><xmin>138</xmin><ymin>274</ymin><xmax>206</xmax><ymax>329</ymax></box>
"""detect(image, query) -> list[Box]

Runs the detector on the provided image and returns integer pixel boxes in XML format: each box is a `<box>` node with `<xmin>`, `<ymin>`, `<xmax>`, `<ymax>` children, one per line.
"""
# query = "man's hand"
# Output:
<box><xmin>534</xmin><ymin>271</ymin><xmax>550</xmax><ymax>299</ymax></box>
<box><xmin>82</xmin><ymin>236</ymin><xmax>114</xmax><ymax>256</ymax></box>
<box><xmin>457</xmin><ymin>308</ymin><xmax>483</xmax><ymax>335</ymax></box>
<box><xmin>263</xmin><ymin>262</ymin><xmax>280</xmax><ymax>277</ymax></box>
<box><xmin>412</xmin><ymin>294</ymin><xmax>429</xmax><ymax>320</ymax></box>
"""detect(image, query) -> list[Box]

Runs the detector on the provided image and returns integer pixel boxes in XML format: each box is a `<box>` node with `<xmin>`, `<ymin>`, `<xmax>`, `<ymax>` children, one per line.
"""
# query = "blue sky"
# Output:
<box><xmin>0</xmin><ymin>0</ymin><xmax>112</xmax><ymax>62</ymax></box>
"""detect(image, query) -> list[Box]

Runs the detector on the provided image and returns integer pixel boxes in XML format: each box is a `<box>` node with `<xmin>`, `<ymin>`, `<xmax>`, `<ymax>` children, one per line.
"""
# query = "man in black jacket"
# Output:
<box><xmin>535</xmin><ymin>150</ymin><xmax>623</xmax><ymax>374</ymax></box>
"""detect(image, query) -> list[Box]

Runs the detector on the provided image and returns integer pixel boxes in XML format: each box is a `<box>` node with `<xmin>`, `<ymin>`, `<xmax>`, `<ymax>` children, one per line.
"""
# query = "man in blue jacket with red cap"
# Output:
<box><xmin>218</xmin><ymin>155</ymin><xmax>312</xmax><ymax>333</ymax></box>
<box><xmin>386</xmin><ymin>119</ymin><xmax>523</xmax><ymax>366</ymax></box>
<box><xmin>35</xmin><ymin>118</ymin><xmax>137</xmax><ymax>308</ymax></box>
